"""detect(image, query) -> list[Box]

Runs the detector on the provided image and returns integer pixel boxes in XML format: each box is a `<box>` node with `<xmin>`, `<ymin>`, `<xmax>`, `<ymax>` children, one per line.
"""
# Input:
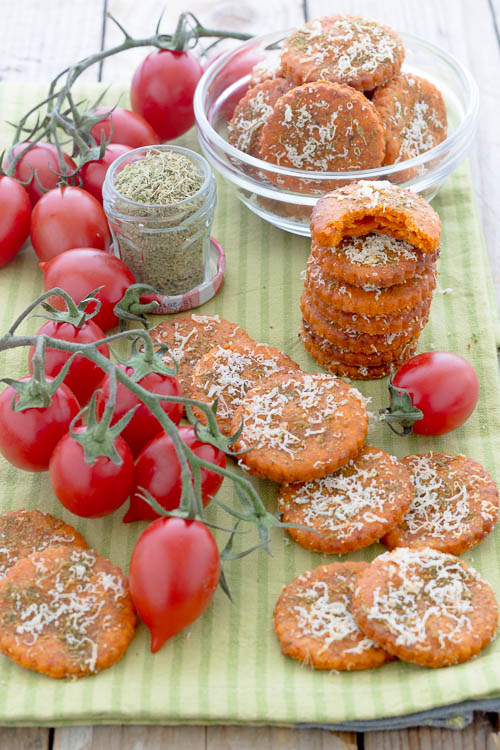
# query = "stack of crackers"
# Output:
<box><xmin>300</xmin><ymin>179</ymin><xmax>441</xmax><ymax>378</ymax></box>
<box><xmin>227</xmin><ymin>14</ymin><xmax>448</xmax><ymax>184</ymax></box>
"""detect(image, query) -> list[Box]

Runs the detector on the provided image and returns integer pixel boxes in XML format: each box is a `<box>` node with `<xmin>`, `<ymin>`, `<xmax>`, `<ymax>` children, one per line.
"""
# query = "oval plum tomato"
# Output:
<box><xmin>6</xmin><ymin>142</ymin><xmax>77</xmax><ymax>206</ymax></box>
<box><xmin>96</xmin><ymin>366</ymin><xmax>183</xmax><ymax>456</ymax></box>
<box><xmin>79</xmin><ymin>144</ymin><xmax>132</xmax><ymax>203</ymax></box>
<box><xmin>40</xmin><ymin>248</ymin><xmax>136</xmax><ymax>331</ymax></box>
<box><xmin>129</xmin><ymin>516</ymin><xmax>220</xmax><ymax>651</ymax></box>
<box><xmin>0</xmin><ymin>175</ymin><xmax>31</xmax><ymax>267</ymax></box>
<box><xmin>124</xmin><ymin>425</ymin><xmax>226</xmax><ymax>522</ymax></box>
<box><xmin>28</xmin><ymin>320</ymin><xmax>109</xmax><ymax>406</ymax></box>
<box><xmin>89</xmin><ymin>106</ymin><xmax>160</xmax><ymax>148</ymax></box>
<box><xmin>30</xmin><ymin>186</ymin><xmax>110</xmax><ymax>261</ymax></box>
<box><xmin>392</xmin><ymin>351</ymin><xmax>480</xmax><ymax>436</ymax></box>
<box><xmin>130</xmin><ymin>49</ymin><xmax>203</xmax><ymax>141</ymax></box>
<box><xmin>49</xmin><ymin>426</ymin><xmax>134</xmax><ymax>518</ymax></box>
<box><xmin>0</xmin><ymin>378</ymin><xmax>79</xmax><ymax>471</ymax></box>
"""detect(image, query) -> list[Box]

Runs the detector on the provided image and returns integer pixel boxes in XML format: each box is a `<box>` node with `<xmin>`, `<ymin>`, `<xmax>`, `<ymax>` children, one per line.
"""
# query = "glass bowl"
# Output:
<box><xmin>194</xmin><ymin>29</ymin><xmax>479</xmax><ymax>236</ymax></box>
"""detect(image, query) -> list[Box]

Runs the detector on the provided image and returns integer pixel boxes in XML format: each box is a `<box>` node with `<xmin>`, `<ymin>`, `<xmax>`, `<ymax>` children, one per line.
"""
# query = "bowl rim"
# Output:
<box><xmin>193</xmin><ymin>28</ymin><xmax>479</xmax><ymax>182</ymax></box>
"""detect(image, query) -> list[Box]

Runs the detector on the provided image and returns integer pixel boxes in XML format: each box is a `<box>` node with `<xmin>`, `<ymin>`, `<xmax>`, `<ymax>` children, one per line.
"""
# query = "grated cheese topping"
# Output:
<box><xmin>400</xmin><ymin>454</ymin><xmax>498</xmax><ymax>538</ymax></box>
<box><xmin>228</xmin><ymin>80</ymin><xmax>288</xmax><ymax>155</ymax></box>
<box><xmin>364</xmin><ymin>547</ymin><xmax>485</xmax><ymax>648</ymax></box>
<box><xmin>336</xmin><ymin>232</ymin><xmax>418</xmax><ymax>265</ymax></box>
<box><xmin>293</xmin><ymin>576</ymin><xmax>377</xmax><ymax>654</ymax></box>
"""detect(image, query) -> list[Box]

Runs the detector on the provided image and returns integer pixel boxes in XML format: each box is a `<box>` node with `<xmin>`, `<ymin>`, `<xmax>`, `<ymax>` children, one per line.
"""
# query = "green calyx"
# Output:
<box><xmin>378</xmin><ymin>378</ymin><xmax>424</xmax><ymax>436</ymax></box>
<box><xmin>113</xmin><ymin>283</ymin><xmax>161</xmax><ymax>330</ymax></box>
<box><xmin>37</xmin><ymin>288</ymin><xmax>102</xmax><ymax>328</ymax></box>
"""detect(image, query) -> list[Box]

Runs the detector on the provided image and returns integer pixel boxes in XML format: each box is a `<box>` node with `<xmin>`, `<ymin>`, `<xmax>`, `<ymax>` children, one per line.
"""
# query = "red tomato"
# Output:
<box><xmin>392</xmin><ymin>351</ymin><xmax>480</xmax><ymax>436</ymax></box>
<box><xmin>89</xmin><ymin>106</ymin><xmax>160</xmax><ymax>148</ymax></box>
<box><xmin>28</xmin><ymin>320</ymin><xmax>109</xmax><ymax>405</ymax></box>
<box><xmin>49</xmin><ymin>426</ymin><xmax>134</xmax><ymax>518</ymax></box>
<box><xmin>79</xmin><ymin>144</ymin><xmax>132</xmax><ymax>203</ymax></box>
<box><xmin>0</xmin><ymin>378</ymin><xmax>79</xmax><ymax>471</ymax></box>
<box><xmin>40</xmin><ymin>248</ymin><xmax>136</xmax><ymax>331</ymax></box>
<box><xmin>0</xmin><ymin>176</ymin><xmax>31</xmax><ymax>267</ymax></box>
<box><xmin>124</xmin><ymin>425</ymin><xmax>226</xmax><ymax>522</ymax></box>
<box><xmin>129</xmin><ymin>517</ymin><xmax>220</xmax><ymax>651</ymax></box>
<box><xmin>96</xmin><ymin>366</ymin><xmax>183</xmax><ymax>456</ymax></box>
<box><xmin>30</xmin><ymin>186</ymin><xmax>110</xmax><ymax>261</ymax></box>
<box><xmin>204</xmin><ymin>49</ymin><xmax>264</xmax><ymax>119</ymax></box>
<box><xmin>7</xmin><ymin>142</ymin><xmax>77</xmax><ymax>206</ymax></box>
<box><xmin>130</xmin><ymin>49</ymin><xmax>203</xmax><ymax>141</ymax></box>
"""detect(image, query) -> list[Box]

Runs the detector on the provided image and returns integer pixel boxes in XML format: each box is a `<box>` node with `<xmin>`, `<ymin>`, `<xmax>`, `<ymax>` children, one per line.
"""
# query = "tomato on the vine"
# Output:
<box><xmin>0</xmin><ymin>378</ymin><xmax>79</xmax><ymax>471</ymax></box>
<box><xmin>49</xmin><ymin>426</ymin><xmax>134</xmax><ymax>518</ymax></box>
<box><xmin>28</xmin><ymin>319</ymin><xmax>110</xmax><ymax>406</ymax></box>
<box><xmin>96</xmin><ymin>366</ymin><xmax>183</xmax><ymax>456</ymax></box>
<box><xmin>391</xmin><ymin>351</ymin><xmax>480</xmax><ymax>436</ymax></box>
<box><xmin>30</xmin><ymin>186</ymin><xmax>110</xmax><ymax>261</ymax></box>
<box><xmin>79</xmin><ymin>143</ymin><xmax>132</xmax><ymax>204</ymax></box>
<box><xmin>129</xmin><ymin>516</ymin><xmax>220</xmax><ymax>651</ymax></box>
<box><xmin>124</xmin><ymin>425</ymin><xmax>226</xmax><ymax>522</ymax></box>
<box><xmin>40</xmin><ymin>248</ymin><xmax>136</xmax><ymax>331</ymax></box>
<box><xmin>130</xmin><ymin>49</ymin><xmax>203</xmax><ymax>141</ymax></box>
<box><xmin>6</xmin><ymin>142</ymin><xmax>77</xmax><ymax>206</ymax></box>
<box><xmin>89</xmin><ymin>106</ymin><xmax>160</xmax><ymax>149</ymax></box>
<box><xmin>0</xmin><ymin>175</ymin><xmax>31</xmax><ymax>267</ymax></box>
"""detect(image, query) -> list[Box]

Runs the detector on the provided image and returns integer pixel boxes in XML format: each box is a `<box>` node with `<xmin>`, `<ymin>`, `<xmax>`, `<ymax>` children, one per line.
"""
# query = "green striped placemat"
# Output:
<box><xmin>0</xmin><ymin>83</ymin><xmax>499</xmax><ymax>727</ymax></box>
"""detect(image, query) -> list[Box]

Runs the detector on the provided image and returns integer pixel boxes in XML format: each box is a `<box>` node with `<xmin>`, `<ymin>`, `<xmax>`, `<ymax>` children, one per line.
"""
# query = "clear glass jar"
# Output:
<box><xmin>103</xmin><ymin>145</ymin><xmax>217</xmax><ymax>298</ymax></box>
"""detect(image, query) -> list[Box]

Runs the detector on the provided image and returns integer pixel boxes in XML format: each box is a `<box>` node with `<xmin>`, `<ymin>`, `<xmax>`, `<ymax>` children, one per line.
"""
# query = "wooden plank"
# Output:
<box><xmin>206</xmin><ymin>726</ymin><xmax>357</xmax><ymax>749</ymax></box>
<box><xmin>53</xmin><ymin>725</ymin><xmax>207</xmax><ymax>750</ymax></box>
<box><xmin>100</xmin><ymin>0</ymin><xmax>304</xmax><ymax>81</ymax></box>
<box><xmin>0</xmin><ymin>727</ymin><xmax>50</xmax><ymax>749</ymax></box>
<box><xmin>364</xmin><ymin>711</ymin><xmax>495</xmax><ymax>749</ymax></box>
<box><xmin>0</xmin><ymin>0</ymin><xmax>105</xmax><ymax>83</ymax></box>
<box><xmin>306</xmin><ymin>0</ymin><xmax>500</xmax><ymax>311</ymax></box>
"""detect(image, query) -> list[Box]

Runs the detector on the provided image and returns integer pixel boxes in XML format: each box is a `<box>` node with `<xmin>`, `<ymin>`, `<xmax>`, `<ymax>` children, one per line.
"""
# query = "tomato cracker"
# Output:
<box><xmin>273</xmin><ymin>561</ymin><xmax>394</xmax><ymax>671</ymax></box>
<box><xmin>382</xmin><ymin>453</ymin><xmax>499</xmax><ymax>555</ymax></box>
<box><xmin>227</xmin><ymin>78</ymin><xmax>290</xmax><ymax>157</ymax></box>
<box><xmin>279</xmin><ymin>446</ymin><xmax>413</xmax><ymax>554</ymax></box>
<box><xmin>352</xmin><ymin>547</ymin><xmax>498</xmax><ymax>668</ymax></box>
<box><xmin>231</xmin><ymin>371</ymin><xmax>368</xmax><ymax>483</ymax></box>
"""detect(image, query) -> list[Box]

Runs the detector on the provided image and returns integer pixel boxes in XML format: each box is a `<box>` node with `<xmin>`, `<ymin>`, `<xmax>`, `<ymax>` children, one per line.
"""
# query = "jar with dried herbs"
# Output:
<box><xmin>103</xmin><ymin>146</ymin><xmax>216</xmax><ymax>299</ymax></box>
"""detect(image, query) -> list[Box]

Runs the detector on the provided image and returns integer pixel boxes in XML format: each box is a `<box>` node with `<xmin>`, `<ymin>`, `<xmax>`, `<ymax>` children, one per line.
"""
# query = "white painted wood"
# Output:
<box><xmin>53</xmin><ymin>724</ymin><xmax>207</xmax><ymax>749</ymax></box>
<box><xmin>0</xmin><ymin>727</ymin><xmax>50</xmax><ymax>749</ymax></box>
<box><xmin>206</xmin><ymin>726</ymin><xmax>357</xmax><ymax>749</ymax></box>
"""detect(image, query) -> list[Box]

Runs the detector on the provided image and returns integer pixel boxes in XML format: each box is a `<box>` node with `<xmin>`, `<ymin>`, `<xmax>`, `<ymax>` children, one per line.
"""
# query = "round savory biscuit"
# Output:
<box><xmin>259</xmin><ymin>81</ymin><xmax>385</xmax><ymax>191</ymax></box>
<box><xmin>306</xmin><ymin>260</ymin><xmax>437</xmax><ymax>316</ymax></box>
<box><xmin>351</xmin><ymin>547</ymin><xmax>498</xmax><ymax>668</ymax></box>
<box><xmin>301</xmin><ymin>291</ymin><xmax>428</xmax><ymax>353</ymax></box>
<box><xmin>310</xmin><ymin>180</ymin><xmax>441</xmax><ymax>254</ymax></box>
<box><xmin>273</xmin><ymin>561</ymin><xmax>394</xmax><ymax>670</ymax></box>
<box><xmin>373</xmin><ymin>73</ymin><xmax>448</xmax><ymax>165</ymax></box>
<box><xmin>309</xmin><ymin>235</ymin><xmax>439</xmax><ymax>289</ymax></box>
<box><xmin>280</xmin><ymin>16</ymin><xmax>404</xmax><ymax>91</ymax></box>
<box><xmin>227</xmin><ymin>78</ymin><xmax>290</xmax><ymax>157</ymax></box>
<box><xmin>0</xmin><ymin>509</ymin><xmax>87</xmax><ymax>579</ymax></box>
<box><xmin>249</xmin><ymin>51</ymin><xmax>284</xmax><ymax>86</ymax></box>
<box><xmin>149</xmin><ymin>314</ymin><xmax>253</xmax><ymax>396</ymax></box>
<box><xmin>230</xmin><ymin>371</ymin><xmax>368</xmax><ymax>483</ymax></box>
<box><xmin>305</xmin><ymin>287</ymin><xmax>433</xmax><ymax>335</ymax></box>
<box><xmin>0</xmin><ymin>545</ymin><xmax>136</xmax><ymax>679</ymax></box>
<box><xmin>190</xmin><ymin>341</ymin><xmax>300</xmax><ymax>436</ymax></box>
<box><xmin>300</xmin><ymin>322</ymin><xmax>417</xmax><ymax>380</ymax></box>
<box><xmin>382</xmin><ymin>453</ymin><xmax>499</xmax><ymax>555</ymax></box>
<box><xmin>279</xmin><ymin>446</ymin><xmax>413</xmax><ymax>554</ymax></box>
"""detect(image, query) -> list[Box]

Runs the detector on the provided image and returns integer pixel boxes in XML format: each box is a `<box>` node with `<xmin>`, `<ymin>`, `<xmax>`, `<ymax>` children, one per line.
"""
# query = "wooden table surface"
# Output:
<box><xmin>1</xmin><ymin>0</ymin><xmax>499</xmax><ymax>748</ymax></box>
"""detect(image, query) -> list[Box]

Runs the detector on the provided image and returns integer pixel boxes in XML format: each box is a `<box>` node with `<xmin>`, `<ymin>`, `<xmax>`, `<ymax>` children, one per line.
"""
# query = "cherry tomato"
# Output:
<box><xmin>96</xmin><ymin>366</ymin><xmax>183</xmax><ymax>456</ymax></box>
<box><xmin>89</xmin><ymin>106</ymin><xmax>160</xmax><ymax>149</ymax></box>
<box><xmin>204</xmin><ymin>49</ymin><xmax>264</xmax><ymax>119</ymax></box>
<box><xmin>49</xmin><ymin>426</ymin><xmax>134</xmax><ymax>518</ymax></box>
<box><xmin>130</xmin><ymin>49</ymin><xmax>203</xmax><ymax>141</ymax></box>
<box><xmin>28</xmin><ymin>320</ymin><xmax>109</xmax><ymax>406</ymax></box>
<box><xmin>79</xmin><ymin>144</ymin><xmax>132</xmax><ymax>204</ymax></box>
<box><xmin>7</xmin><ymin>142</ymin><xmax>77</xmax><ymax>206</ymax></box>
<box><xmin>124</xmin><ymin>425</ymin><xmax>226</xmax><ymax>522</ymax></box>
<box><xmin>0</xmin><ymin>378</ymin><xmax>79</xmax><ymax>471</ymax></box>
<box><xmin>30</xmin><ymin>186</ymin><xmax>110</xmax><ymax>261</ymax></box>
<box><xmin>0</xmin><ymin>175</ymin><xmax>31</xmax><ymax>267</ymax></box>
<box><xmin>392</xmin><ymin>351</ymin><xmax>480</xmax><ymax>436</ymax></box>
<box><xmin>129</xmin><ymin>516</ymin><xmax>220</xmax><ymax>651</ymax></box>
<box><xmin>40</xmin><ymin>248</ymin><xmax>136</xmax><ymax>331</ymax></box>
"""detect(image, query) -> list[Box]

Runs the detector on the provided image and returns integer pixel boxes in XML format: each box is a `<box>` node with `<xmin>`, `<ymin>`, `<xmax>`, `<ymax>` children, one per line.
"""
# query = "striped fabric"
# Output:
<box><xmin>0</xmin><ymin>84</ymin><xmax>499</xmax><ymax>726</ymax></box>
